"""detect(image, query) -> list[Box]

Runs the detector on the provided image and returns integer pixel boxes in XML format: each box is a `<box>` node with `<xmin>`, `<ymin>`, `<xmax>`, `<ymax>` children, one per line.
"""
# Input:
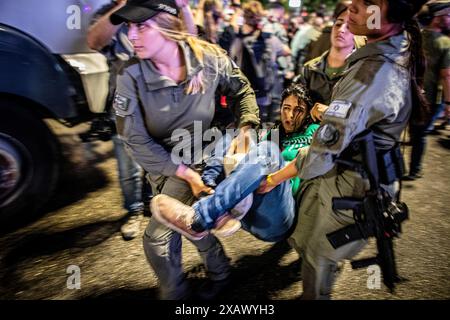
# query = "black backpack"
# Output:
<box><xmin>240</xmin><ymin>32</ymin><xmax>276</xmax><ymax>99</ymax></box>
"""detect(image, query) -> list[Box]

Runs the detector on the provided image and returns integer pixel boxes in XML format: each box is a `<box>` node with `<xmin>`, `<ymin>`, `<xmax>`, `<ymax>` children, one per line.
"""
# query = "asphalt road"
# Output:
<box><xmin>0</xmin><ymin>121</ymin><xmax>449</xmax><ymax>300</ymax></box>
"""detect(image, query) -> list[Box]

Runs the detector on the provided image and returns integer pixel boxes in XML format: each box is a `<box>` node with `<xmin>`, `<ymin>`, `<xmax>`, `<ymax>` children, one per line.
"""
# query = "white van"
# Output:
<box><xmin>0</xmin><ymin>0</ymin><xmax>112</xmax><ymax>222</ymax></box>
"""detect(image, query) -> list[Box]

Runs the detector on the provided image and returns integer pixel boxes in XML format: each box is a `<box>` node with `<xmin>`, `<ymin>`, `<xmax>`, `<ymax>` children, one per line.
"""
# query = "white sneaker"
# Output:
<box><xmin>211</xmin><ymin>214</ymin><xmax>242</xmax><ymax>238</ymax></box>
<box><xmin>151</xmin><ymin>195</ymin><xmax>209</xmax><ymax>241</ymax></box>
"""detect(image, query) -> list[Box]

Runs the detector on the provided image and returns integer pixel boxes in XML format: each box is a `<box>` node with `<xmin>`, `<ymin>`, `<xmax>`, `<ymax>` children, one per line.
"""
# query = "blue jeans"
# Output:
<box><xmin>112</xmin><ymin>134</ymin><xmax>144</xmax><ymax>213</ymax></box>
<box><xmin>201</xmin><ymin>133</ymin><xmax>233</xmax><ymax>188</ymax></box>
<box><xmin>195</xmin><ymin>141</ymin><xmax>295</xmax><ymax>242</ymax></box>
<box><xmin>427</xmin><ymin>103</ymin><xmax>445</xmax><ymax>131</ymax></box>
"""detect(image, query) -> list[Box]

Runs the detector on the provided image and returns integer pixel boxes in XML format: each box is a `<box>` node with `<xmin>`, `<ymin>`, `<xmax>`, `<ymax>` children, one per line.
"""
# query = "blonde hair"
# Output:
<box><xmin>151</xmin><ymin>12</ymin><xmax>230</xmax><ymax>95</ymax></box>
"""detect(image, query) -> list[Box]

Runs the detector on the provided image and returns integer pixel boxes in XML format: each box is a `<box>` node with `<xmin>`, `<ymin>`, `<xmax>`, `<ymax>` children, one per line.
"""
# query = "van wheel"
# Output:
<box><xmin>0</xmin><ymin>101</ymin><xmax>60</xmax><ymax>225</ymax></box>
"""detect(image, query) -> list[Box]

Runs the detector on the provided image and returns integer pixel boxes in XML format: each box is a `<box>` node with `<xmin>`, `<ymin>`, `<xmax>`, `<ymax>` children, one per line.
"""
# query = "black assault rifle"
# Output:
<box><xmin>326</xmin><ymin>130</ymin><xmax>408</xmax><ymax>293</ymax></box>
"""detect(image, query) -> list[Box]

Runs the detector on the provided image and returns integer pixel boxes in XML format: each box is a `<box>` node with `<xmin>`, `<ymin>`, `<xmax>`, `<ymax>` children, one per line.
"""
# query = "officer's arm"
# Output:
<box><xmin>296</xmin><ymin>60</ymin><xmax>398</xmax><ymax>180</ymax></box>
<box><xmin>114</xmin><ymin>70</ymin><xmax>181</xmax><ymax>177</ymax></box>
<box><xmin>87</xmin><ymin>0</ymin><xmax>127</xmax><ymax>51</ymax></box>
<box><xmin>217</xmin><ymin>57</ymin><xmax>260</xmax><ymax>129</ymax></box>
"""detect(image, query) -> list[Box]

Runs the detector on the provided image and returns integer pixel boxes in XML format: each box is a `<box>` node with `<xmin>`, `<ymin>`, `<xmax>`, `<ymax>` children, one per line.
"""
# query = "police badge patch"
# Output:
<box><xmin>113</xmin><ymin>94</ymin><xmax>131</xmax><ymax>112</ymax></box>
<box><xmin>325</xmin><ymin>100</ymin><xmax>352</xmax><ymax>119</ymax></box>
<box><xmin>316</xmin><ymin>123</ymin><xmax>340</xmax><ymax>146</ymax></box>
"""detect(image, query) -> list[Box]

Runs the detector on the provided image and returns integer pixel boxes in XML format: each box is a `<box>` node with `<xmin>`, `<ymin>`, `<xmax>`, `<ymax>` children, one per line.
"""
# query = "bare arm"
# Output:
<box><xmin>256</xmin><ymin>160</ymin><xmax>298</xmax><ymax>194</ymax></box>
<box><xmin>176</xmin><ymin>0</ymin><xmax>198</xmax><ymax>35</ymax></box>
<box><xmin>194</xmin><ymin>0</ymin><xmax>206</xmax><ymax>27</ymax></box>
<box><xmin>271</xmin><ymin>159</ymin><xmax>299</xmax><ymax>184</ymax></box>
<box><xmin>87</xmin><ymin>0</ymin><xmax>127</xmax><ymax>51</ymax></box>
<box><xmin>257</xmin><ymin>147</ymin><xmax>310</xmax><ymax>194</ymax></box>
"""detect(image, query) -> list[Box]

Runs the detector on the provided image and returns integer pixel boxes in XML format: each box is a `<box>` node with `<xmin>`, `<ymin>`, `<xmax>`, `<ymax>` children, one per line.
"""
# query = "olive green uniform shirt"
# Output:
<box><xmin>297</xmin><ymin>50</ymin><xmax>347</xmax><ymax>105</ymax></box>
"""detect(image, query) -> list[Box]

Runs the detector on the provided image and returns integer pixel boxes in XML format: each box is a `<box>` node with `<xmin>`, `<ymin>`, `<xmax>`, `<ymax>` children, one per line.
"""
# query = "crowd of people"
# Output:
<box><xmin>85</xmin><ymin>0</ymin><xmax>450</xmax><ymax>300</ymax></box>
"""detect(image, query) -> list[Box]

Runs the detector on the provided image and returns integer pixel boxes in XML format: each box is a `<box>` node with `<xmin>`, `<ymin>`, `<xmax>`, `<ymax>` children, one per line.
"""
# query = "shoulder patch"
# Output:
<box><xmin>325</xmin><ymin>100</ymin><xmax>352</xmax><ymax>119</ymax></box>
<box><xmin>315</xmin><ymin>123</ymin><xmax>340</xmax><ymax>146</ymax></box>
<box><xmin>113</xmin><ymin>94</ymin><xmax>131</xmax><ymax>112</ymax></box>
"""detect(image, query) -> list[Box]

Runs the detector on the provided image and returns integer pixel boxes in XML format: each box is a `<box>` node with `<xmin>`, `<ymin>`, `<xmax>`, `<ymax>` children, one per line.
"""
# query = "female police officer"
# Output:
<box><xmin>294</xmin><ymin>1</ymin><xmax>356</xmax><ymax>107</ymax></box>
<box><xmin>109</xmin><ymin>0</ymin><xmax>260</xmax><ymax>299</ymax></box>
<box><xmin>288</xmin><ymin>0</ymin><xmax>429</xmax><ymax>299</ymax></box>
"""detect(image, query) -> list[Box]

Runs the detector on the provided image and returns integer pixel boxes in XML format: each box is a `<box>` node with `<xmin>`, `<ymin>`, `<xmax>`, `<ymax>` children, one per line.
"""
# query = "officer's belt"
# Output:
<box><xmin>335</xmin><ymin>143</ymin><xmax>404</xmax><ymax>185</ymax></box>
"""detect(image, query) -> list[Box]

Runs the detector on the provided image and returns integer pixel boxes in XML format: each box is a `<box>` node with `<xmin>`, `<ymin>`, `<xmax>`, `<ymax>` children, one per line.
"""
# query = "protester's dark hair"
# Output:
<box><xmin>280</xmin><ymin>83</ymin><xmax>314</xmax><ymax>132</ymax></box>
<box><xmin>387</xmin><ymin>0</ymin><xmax>430</xmax><ymax>125</ymax></box>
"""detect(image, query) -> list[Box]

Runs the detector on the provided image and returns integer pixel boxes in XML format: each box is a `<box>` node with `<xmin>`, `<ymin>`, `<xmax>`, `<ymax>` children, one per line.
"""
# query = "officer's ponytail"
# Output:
<box><xmin>387</xmin><ymin>0</ymin><xmax>430</xmax><ymax>125</ymax></box>
<box><xmin>404</xmin><ymin>17</ymin><xmax>430</xmax><ymax>126</ymax></box>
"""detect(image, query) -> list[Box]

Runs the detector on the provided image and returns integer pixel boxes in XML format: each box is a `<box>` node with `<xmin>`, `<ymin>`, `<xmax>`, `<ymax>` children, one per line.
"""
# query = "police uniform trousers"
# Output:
<box><xmin>143</xmin><ymin>174</ymin><xmax>231</xmax><ymax>300</ymax></box>
<box><xmin>289</xmin><ymin>167</ymin><xmax>370</xmax><ymax>300</ymax></box>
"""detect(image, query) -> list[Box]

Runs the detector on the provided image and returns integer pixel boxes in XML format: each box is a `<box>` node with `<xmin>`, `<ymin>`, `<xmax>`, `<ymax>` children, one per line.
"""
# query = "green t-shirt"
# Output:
<box><xmin>264</xmin><ymin>123</ymin><xmax>320</xmax><ymax>196</ymax></box>
<box><xmin>325</xmin><ymin>64</ymin><xmax>346</xmax><ymax>79</ymax></box>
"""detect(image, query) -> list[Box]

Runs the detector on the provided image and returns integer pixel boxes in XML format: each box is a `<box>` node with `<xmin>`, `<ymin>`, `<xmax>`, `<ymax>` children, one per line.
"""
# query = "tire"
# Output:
<box><xmin>0</xmin><ymin>100</ymin><xmax>60</xmax><ymax>225</ymax></box>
